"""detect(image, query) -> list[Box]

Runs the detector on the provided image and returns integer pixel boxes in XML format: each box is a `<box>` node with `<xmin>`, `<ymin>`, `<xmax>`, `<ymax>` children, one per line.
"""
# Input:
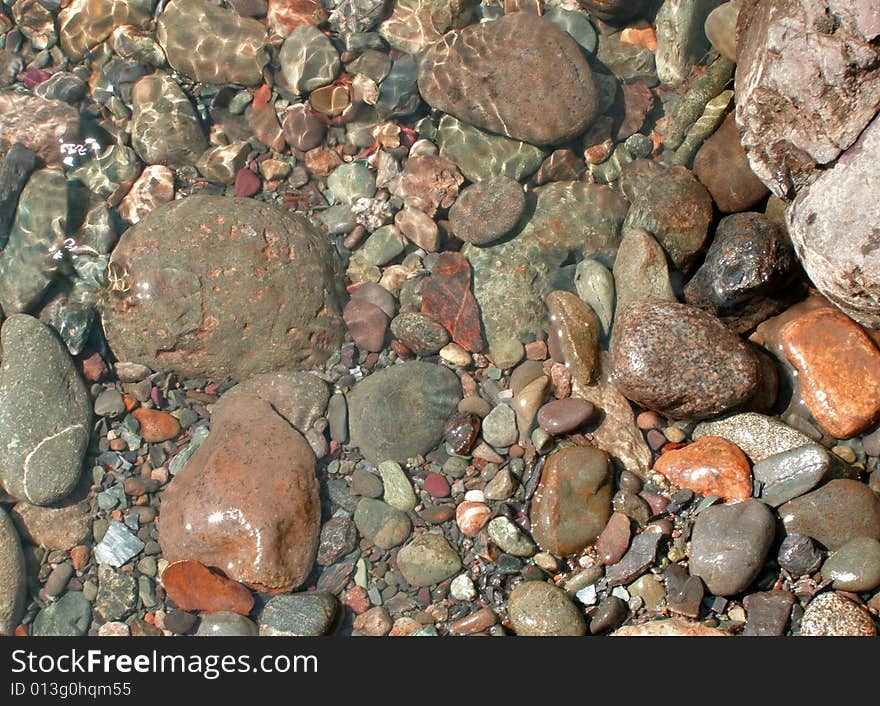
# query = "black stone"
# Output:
<box><xmin>777</xmin><ymin>533</ymin><xmax>823</xmax><ymax>576</ymax></box>
<box><xmin>589</xmin><ymin>595</ymin><xmax>628</xmax><ymax>634</ymax></box>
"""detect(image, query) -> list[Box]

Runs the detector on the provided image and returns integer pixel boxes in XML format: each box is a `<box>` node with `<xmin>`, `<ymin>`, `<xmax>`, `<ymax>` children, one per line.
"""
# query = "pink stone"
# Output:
<box><xmin>424</xmin><ymin>472</ymin><xmax>451</xmax><ymax>498</ymax></box>
<box><xmin>234</xmin><ymin>168</ymin><xmax>261</xmax><ymax>197</ymax></box>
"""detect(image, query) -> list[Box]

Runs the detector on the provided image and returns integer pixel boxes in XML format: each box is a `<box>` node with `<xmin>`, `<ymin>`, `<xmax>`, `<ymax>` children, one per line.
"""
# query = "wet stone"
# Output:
<box><xmin>259</xmin><ymin>592</ymin><xmax>338</xmax><ymax>636</ymax></box>
<box><xmin>665</xmin><ymin>564</ymin><xmax>704</xmax><ymax>619</ymax></box>
<box><xmin>596</xmin><ymin>512</ymin><xmax>631</xmax><ymax>566</ymax></box>
<box><xmin>0</xmin><ymin>143</ymin><xmax>38</xmax><ymax>237</ymax></box>
<box><xmin>821</xmin><ymin>536</ymin><xmax>880</xmax><ymax>593</ymax></box>
<box><xmin>693</xmin><ymin>413</ymin><xmax>813</xmax><ymax>464</ymax></box>
<box><xmin>33</xmin><ymin>592</ymin><xmax>91</xmax><ymax>636</ymax></box>
<box><xmin>117</xmin><ymin>165</ymin><xmax>175</xmax><ymax>225</ymax></box>
<box><xmin>196</xmin><ymin>143</ymin><xmax>250</xmax><ymax>186</ymax></box>
<box><xmin>397</xmin><ymin>533</ymin><xmax>461</xmax><ymax>587</ymax></box>
<box><xmin>777</xmin><ymin>533</ymin><xmax>822</xmax><ymax>577</ymax></box>
<box><xmin>378</xmin><ymin>0</ymin><xmax>472</xmax><ymax>55</ymax></box>
<box><xmin>316</xmin><ymin>516</ymin><xmax>357</xmax><ymax>566</ymax></box>
<box><xmin>612</xmin><ymin>228</ymin><xmax>676</xmax><ymax>323</ymax></box>
<box><xmin>94</xmin><ymin>520</ymin><xmax>144</xmax><ymax>567</ymax></box>
<box><xmin>354</xmin><ymin>498</ymin><xmax>411</xmax><ymax>550</ymax></box>
<box><xmin>537</xmin><ymin>399</ymin><xmax>596</xmax><ymax>436</ymax></box>
<box><xmin>0</xmin><ymin>507</ymin><xmax>25</xmax><ymax>635</ymax></box>
<box><xmin>800</xmin><ymin>592</ymin><xmax>876</xmax><ymax>637</ymax></box>
<box><xmin>606</xmin><ymin>525</ymin><xmax>663</xmax><ymax>586</ymax></box>
<box><xmin>448</xmin><ymin>176</ymin><xmax>525</xmax><ymax>247</ymax></box>
<box><xmin>58</xmin><ymin>0</ymin><xmax>154</xmax><ymax>61</ymax></box>
<box><xmin>590</xmin><ymin>595</ymin><xmax>628</xmax><ymax>634</ymax></box>
<box><xmin>546</xmin><ymin>291</ymin><xmax>600</xmax><ymax>386</ymax></box>
<box><xmin>280</xmin><ymin>24</ymin><xmax>341</xmax><ymax>93</ymax></box>
<box><xmin>780</xmin><ymin>480</ymin><xmax>880</xmax><ymax>551</ymax></box>
<box><xmin>508</xmin><ymin>580</ymin><xmax>586</xmax><ymax>636</ymax></box>
<box><xmin>653</xmin><ymin>436</ymin><xmax>753</xmax><ymax>503</ymax></box>
<box><xmin>743</xmin><ymin>591</ymin><xmax>795</xmax><ymax>637</ymax></box>
<box><xmin>95</xmin><ymin>565</ymin><xmax>137</xmax><ymax>621</ymax></box>
<box><xmin>196</xmin><ymin>612</ymin><xmax>259</xmax><ymax>637</ymax></box>
<box><xmin>70</xmin><ymin>144</ymin><xmax>142</xmax><ymax>207</ymax></box>
<box><xmin>753</xmin><ymin>444</ymin><xmax>829</xmax><ymax>508</ymax></box>
<box><xmin>391</xmin><ymin>313</ymin><xmax>450</xmax><ymax>356</ymax></box>
<box><xmin>487</xmin><ymin>516</ymin><xmax>536</xmax><ymax>557</ymax></box>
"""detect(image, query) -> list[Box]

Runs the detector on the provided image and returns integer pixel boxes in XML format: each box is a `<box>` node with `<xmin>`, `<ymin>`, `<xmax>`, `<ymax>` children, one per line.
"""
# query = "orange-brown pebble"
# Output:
<box><xmin>389</xmin><ymin>617</ymin><xmax>422</xmax><ymax>636</ymax></box>
<box><xmin>455</xmin><ymin>501</ymin><xmax>492</xmax><ymax>537</ymax></box>
<box><xmin>449</xmin><ymin>607</ymin><xmax>498</xmax><ymax>635</ymax></box>
<box><xmin>161</xmin><ymin>560</ymin><xmax>254</xmax><ymax>615</ymax></box>
<box><xmin>619</xmin><ymin>26</ymin><xmax>658</xmax><ymax>50</ymax></box>
<box><xmin>122</xmin><ymin>393</ymin><xmax>139</xmax><ymax>413</ymax></box>
<box><xmin>525</xmin><ymin>340</ymin><xmax>548</xmax><ymax>360</ymax></box>
<box><xmin>779</xmin><ymin>307</ymin><xmax>880</xmax><ymax>439</ymax></box>
<box><xmin>132</xmin><ymin>407</ymin><xmax>181</xmax><ymax>443</ymax></box>
<box><xmin>70</xmin><ymin>545</ymin><xmax>90</xmax><ymax>571</ymax></box>
<box><xmin>80</xmin><ymin>352</ymin><xmax>108</xmax><ymax>382</ymax></box>
<box><xmin>636</xmin><ymin>411</ymin><xmax>664</xmax><ymax>430</ymax></box>
<box><xmin>653</xmin><ymin>436</ymin><xmax>752</xmax><ymax>502</ymax></box>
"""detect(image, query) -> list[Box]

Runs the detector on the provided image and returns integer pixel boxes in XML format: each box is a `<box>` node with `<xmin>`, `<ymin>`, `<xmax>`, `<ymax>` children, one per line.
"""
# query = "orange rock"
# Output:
<box><xmin>620</xmin><ymin>26</ymin><xmax>657</xmax><ymax>51</ymax></box>
<box><xmin>70</xmin><ymin>545</ymin><xmax>90</xmax><ymax>571</ymax></box>
<box><xmin>779</xmin><ymin>307</ymin><xmax>880</xmax><ymax>438</ymax></box>
<box><xmin>132</xmin><ymin>408</ymin><xmax>180</xmax><ymax>443</ymax></box>
<box><xmin>80</xmin><ymin>352</ymin><xmax>107</xmax><ymax>382</ymax></box>
<box><xmin>122</xmin><ymin>393</ymin><xmax>139</xmax><ymax>413</ymax></box>
<box><xmin>653</xmin><ymin>436</ymin><xmax>752</xmax><ymax>502</ymax></box>
<box><xmin>455</xmin><ymin>501</ymin><xmax>492</xmax><ymax>537</ymax></box>
<box><xmin>161</xmin><ymin>560</ymin><xmax>254</xmax><ymax>615</ymax></box>
<box><xmin>389</xmin><ymin>617</ymin><xmax>422</xmax><ymax>636</ymax></box>
<box><xmin>267</xmin><ymin>0</ymin><xmax>327</xmax><ymax>37</ymax></box>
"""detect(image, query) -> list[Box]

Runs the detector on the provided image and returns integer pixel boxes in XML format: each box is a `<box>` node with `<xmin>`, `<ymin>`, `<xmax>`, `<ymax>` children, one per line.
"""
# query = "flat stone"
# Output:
<box><xmin>316</xmin><ymin>516</ymin><xmax>357</xmax><ymax>566</ymax></box>
<box><xmin>117</xmin><ymin>165</ymin><xmax>175</xmax><ymax>224</ymax></box>
<box><xmin>354</xmin><ymin>498</ymin><xmax>412</xmax><ymax>550</ymax></box>
<box><xmin>396</xmin><ymin>532</ymin><xmax>461</xmax><ymax>587</ymax></box>
<box><xmin>95</xmin><ymin>566</ymin><xmax>137</xmax><ymax>621</ymax></box>
<box><xmin>780</xmin><ymin>479</ymin><xmax>880</xmax><ymax>551</ymax></box>
<box><xmin>612</xmin><ymin>618</ymin><xmax>727</xmax><ymax>636</ymax></box>
<box><xmin>689</xmin><ymin>499</ymin><xmax>776</xmax><ymax>596</ymax></box>
<box><xmin>530</xmin><ymin>446</ymin><xmax>612</xmax><ymax>556</ymax></box>
<box><xmin>821</xmin><ymin>536</ymin><xmax>880</xmax><ymax>592</ymax></box>
<box><xmin>162</xmin><ymin>560</ymin><xmax>254</xmax><ymax>615</ymax></box>
<box><xmin>612</xmin><ymin>228</ymin><xmax>676</xmax><ymax>324</ymax></box>
<box><xmin>693</xmin><ymin>413</ymin><xmax>813</xmax><ymax>463</ymax></box>
<box><xmin>448</xmin><ymin>176</ymin><xmax>525</xmax><ymax>246</ymax></box>
<box><xmin>653</xmin><ymin>436</ymin><xmax>753</xmax><ymax>502</ymax></box>
<box><xmin>279</xmin><ymin>24</ymin><xmax>340</xmax><ymax>93</ymax></box>
<box><xmin>606</xmin><ymin>525</ymin><xmax>664</xmax><ymax>586</ymax></box>
<box><xmin>753</xmin><ymin>444</ymin><xmax>829</xmax><ymax>507</ymax></box>
<box><xmin>800</xmin><ymin>592</ymin><xmax>876</xmax><ymax>637</ymax></box>
<box><xmin>418</xmin><ymin>13</ymin><xmax>599</xmax><ymax>146</ymax></box>
<box><xmin>508</xmin><ymin>581</ymin><xmax>586</xmax><ymax>636</ymax></box>
<box><xmin>743</xmin><ymin>590</ymin><xmax>795</xmax><ymax>636</ymax></box>
<box><xmin>33</xmin><ymin>592</ymin><xmax>91</xmax><ymax>636</ymax></box>
<box><xmin>378</xmin><ymin>461</ymin><xmax>417</xmax><ymax>512</ymax></box>
<box><xmin>10</xmin><ymin>498</ymin><xmax>91</xmax><ymax>551</ymax></box>
<box><xmin>94</xmin><ymin>520</ymin><xmax>144</xmax><ymax>567</ymax></box>
<box><xmin>596</xmin><ymin>512</ymin><xmax>631</xmax><ymax>566</ymax></box>
<box><xmin>487</xmin><ymin>516</ymin><xmax>536</xmax><ymax>557</ymax></box>
<box><xmin>0</xmin><ymin>315</ymin><xmax>92</xmax><ymax>505</ymax></box>
<box><xmin>259</xmin><ymin>592</ymin><xmax>338</xmax><ymax>636</ymax></box>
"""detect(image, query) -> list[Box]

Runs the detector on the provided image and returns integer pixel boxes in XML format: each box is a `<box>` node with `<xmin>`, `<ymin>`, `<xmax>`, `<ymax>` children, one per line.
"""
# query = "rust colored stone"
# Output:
<box><xmin>132</xmin><ymin>408</ymin><xmax>180</xmax><ymax>443</ymax></box>
<box><xmin>449</xmin><ymin>607</ymin><xmax>498</xmax><ymax>635</ymax></box>
<box><xmin>653</xmin><ymin>436</ymin><xmax>752</xmax><ymax>502</ymax></box>
<box><xmin>779</xmin><ymin>307</ymin><xmax>880</xmax><ymax>439</ymax></box>
<box><xmin>267</xmin><ymin>0</ymin><xmax>327</xmax><ymax>37</ymax></box>
<box><xmin>421</xmin><ymin>252</ymin><xmax>485</xmax><ymax>353</ymax></box>
<box><xmin>158</xmin><ymin>394</ymin><xmax>320</xmax><ymax>593</ymax></box>
<box><xmin>161</xmin><ymin>560</ymin><xmax>254</xmax><ymax>615</ymax></box>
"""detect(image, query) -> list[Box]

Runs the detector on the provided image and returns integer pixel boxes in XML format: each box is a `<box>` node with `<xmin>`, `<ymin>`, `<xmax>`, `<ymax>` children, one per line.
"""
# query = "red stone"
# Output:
<box><xmin>267</xmin><ymin>0</ymin><xmax>327</xmax><ymax>36</ymax></box>
<box><xmin>420</xmin><ymin>252</ymin><xmax>485</xmax><ymax>353</ymax></box>
<box><xmin>132</xmin><ymin>408</ymin><xmax>180</xmax><ymax>443</ymax></box>
<box><xmin>343</xmin><ymin>586</ymin><xmax>370</xmax><ymax>615</ymax></box>
<box><xmin>161</xmin><ymin>560</ymin><xmax>255</xmax><ymax>615</ymax></box>
<box><xmin>424</xmin><ymin>473</ymin><xmax>451</xmax><ymax>498</ymax></box>
<box><xmin>80</xmin><ymin>352</ymin><xmax>108</xmax><ymax>382</ymax></box>
<box><xmin>234</xmin><ymin>168</ymin><xmax>261</xmax><ymax>197</ymax></box>
<box><xmin>653</xmin><ymin>436</ymin><xmax>752</xmax><ymax>502</ymax></box>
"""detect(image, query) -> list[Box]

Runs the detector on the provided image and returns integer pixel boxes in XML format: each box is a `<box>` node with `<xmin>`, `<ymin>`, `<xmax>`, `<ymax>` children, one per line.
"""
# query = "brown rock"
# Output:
<box><xmin>778</xmin><ymin>297</ymin><xmax>880</xmax><ymax>439</ymax></box>
<box><xmin>693</xmin><ymin>114</ymin><xmax>769</xmax><ymax>213</ymax></box>
<box><xmin>161</xmin><ymin>560</ymin><xmax>254</xmax><ymax>615</ymax></box>
<box><xmin>530</xmin><ymin>446</ymin><xmax>613</xmax><ymax>555</ymax></box>
<box><xmin>418</xmin><ymin>13</ymin><xmax>599</xmax><ymax>146</ymax></box>
<box><xmin>343</xmin><ymin>298</ymin><xmax>389</xmax><ymax>353</ymax></box>
<box><xmin>0</xmin><ymin>91</ymin><xmax>79</xmax><ymax>167</ymax></box>
<box><xmin>11</xmin><ymin>499</ymin><xmax>91</xmax><ymax>551</ymax></box>
<box><xmin>546</xmin><ymin>291</ymin><xmax>600</xmax><ymax>386</ymax></box>
<box><xmin>455</xmin><ymin>501</ymin><xmax>492</xmax><ymax>537</ymax></box>
<box><xmin>395</xmin><ymin>207</ymin><xmax>439</xmax><ymax>252</ymax></box>
<box><xmin>596</xmin><ymin>512</ymin><xmax>631</xmax><ymax>565</ymax></box>
<box><xmin>267</xmin><ymin>0</ymin><xmax>327</xmax><ymax>37</ymax></box>
<box><xmin>537</xmin><ymin>398</ymin><xmax>596</xmax><ymax>436</ymax></box>
<box><xmin>132</xmin><ymin>408</ymin><xmax>180</xmax><ymax>443</ymax></box>
<box><xmin>449</xmin><ymin>607</ymin><xmax>498</xmax><ymax>635</ymax></box>
<box><xmin>58</xmin><ymin>0</ymin><xmax>154</xmax><ymax>61</ymax></box>
<box><xmin>612</xmin><ymin>618</ymin><xmax>728</xmax><ymax>636</ymax></box>
<box><xmin>282</xmin><ymin>104</ymin><xmax>326</xmax><ymax>152</ymax></box>
<box><xmin>448</xmin><ymin>175</ymin><xmax>525</xmax><ymax>246</ymax></box>
<box><xmin>394</xmin><ymin>155</ymin><xmax>463</xmax><ymax>217</ymax></box>
<box><xmin>158</xmin><ymin>394</ymin><xmax>320</xmax><ymax>593</ymax></box>
<box><xmin>653</xmin><ymin>436</ymin><xmax>753</xmax><ymax>502</ymax></box>
<box><xmin>579</xmin><ymin>0</ymin><xmax>648</xmax><ymax>23</ymax></box>
<box><xmin>117</xmin><ymin>165</ymin><xmax>175</xmax><ymax>225</ymax></box>
<box><xmin>246</xmin><ymin>101</ymin><xmax>286</xmax><ymax>152</ymax></box>
<box><xmin>420</xmin><ymin>252</ymin><xmax>485</xmax><ymax>353</ymax></box>
<box><xmin>352</xmin><ymin>606</ymin><xmax>393</xmax><ymax>636</ymax></box>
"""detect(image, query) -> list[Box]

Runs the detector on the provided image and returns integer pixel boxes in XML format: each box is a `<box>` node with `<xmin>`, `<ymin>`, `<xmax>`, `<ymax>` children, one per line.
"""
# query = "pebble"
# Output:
<box><xmin>753</xmin><ymin>443</ymin><xmax>829</xmax><ymax>507</ymax></box>
<box><xmin>612</xmin><ymin>619</ymin><xmax>727</xmax><ymax>637</ymax></box>
<box><xmin>33</xmin><ymin>592</ymin><xmax>91</xmax><ymax>636</ymax></box>
<box><xmin>280</xmin><ymin>24</ymin><xmax>340</xmax><ymax>93</ymax></box>
<box><xmin>378</xmin><ymin>461</ymin><xmax>417</xmax><ymax>512</ymax></box>
<box><xmin>316</xmin><ymin>516</ymin><xmax>357</xmax><ymax>566</ymax></box>
<box><xmin>95</xmin><ymin>566</ymin><xmax>137</xmax><ymax>622</ymax></box>
<box><xmin>596</xmin><ymin>512</ymin><xmax>632</xmax><ymax>566</ymax></box>
<box><xmin>513</xmin><ymin>375</ymin><xmax>549</xmax><ymax>444</ymax></box>
<box><xmin>44</xmin><ymin>562</ymin><xmax>74</xmax><ymax>597</ymax></box>
<box><xmin>612</xmin><ymin>228</ymin><xmax>676</xmax><ymax>323</ymax></box>
<box><xmin>196</xmin><ymin>612</ymin><xmax>259</xmax><ymax>637</ymax></box>
<box><xmin>546</xmin><ymin>291</ymin><xmax>600</xmax><ymax>386</ymax></box>
<box><xmin>449</xmin><ymin>607</ymin><xmax>497</xmax><ymax>635</ymax></box>
<box><xmin>692</xmin><ymin>413</ymin><xmax>813</xmax><ymax>464</ymax></box>
<box><xmin>611</xmin><ymin>301</ymin><xmax>761</xmax><ymax>420</ymax></box>
<box><xmin>396</xmin><ymin>533</ymin><xmax>462</xmax><ymax>587</ymax></box>
<box><xmin>508</xmin><ymin>581</ymin><xmax>586</xmax><ymax>637</ymax></box>
<box><xmin>455</xmin><ymin>501</ymin><xmax>492</xmax><ymax>537</ymax></box>
<box><xmin>0</xmin><ymin>507</ymin><xmax>25</xmax><ymax>635</ymax></box>
<box><xmin>653</xmin><ymin>436</ymin><xmax>753</xmax><ymax>502</ymax></box>
<box><xmin>487</xmin><ymin>517</ymin><xmax>536</xmax><ymax>557</ymax></box>
<box><xmin>448</xmin><ymin>176</ymin><xmax>525</xmax><ymax>246</ymax></box>
<box><xmin>259</xmin><ymin>592</ymin><xmax>339</xmax><ymax>636</ymax></box>
<box><xmin>390</xmin><ymin>313</ymin><xmax>450</xmax><ymax>356</ymax></box>
<box><xmin>777</xmin><ymin>534</ymin><xmax>823</xmax><ymax>577</ymax></box>
<box><xmin>484</xmin><ymin>467</ymin><xmax>516</xmax><ymax>501</ymax></box>
<box><xmin>117</xmin><ymin>165</ymin><xmax>175</xmax><ymax>224</ymax></box>
<box><xmin>161</xmin><ymin>560</ymin><xmax>254</xmax><ymax>615</ymax></box>
<box><xmin>343</xmin><ymin>298</ymin><xmax>389</xmax><ymax>354</ymax></box>
<box><xmin>800</xmin><ymin>592</ymin><xmax>876</xmax><ymax>637</ymax></box>
<box><xmin>450</xmin><ymin>574</ymin><xmax>477</xmax><ymax>601</ymax></box>
<box><xmin>742</xmin><ymin>591</ymin><xmax>795</xmax><ymax>636</ymax></box>
<box><xmin>530</xmin><ymin>446</ymin><xmax>613</xmax><ymax>556</ymax></box>
<box><xmin>606</xmin><ymin>525</ymin><xmax>663</xmax><ymax>586</ymax></box>
<box><xmin>574</xmin><ymin>259</ymin><xmax>615</xmax><ymax>338</ymax></box>
<box><xmin>354</xmin><ymin>498</ymin><xmax>412</xmax><ymax>550</ymax></box>
<box><xmin>94</xmin><ymin>520</ymin><xmax>145</xmax><ymax>568</ymax></box>
<box><xmin>424</xmin><ymin>473</ymin><xmax>451</xmax><ymax>498</ymax></box>
<box><xmin>689</xmin><ymin>499</ymin><xmax>775</xmax><ymax>596</ymax></box>
<box><xmin>628</xmin><ymin>574</ymin><xmax>666</xmax><ymax>612</ymax></box>
<box><xmin>665</xmin><ymin>564</ymin><xmax>704</xmax><ymax>618</ymax></box>
<box><xmin>282</xmin><ymin>104</ymin><xmax>326</xmax><ymax>152</ymax></box>
<box><xmin>94</xmin><ymin>390</ymin><xmax>126</xmax><ymax>418</ymax></box>
<box><xmin>590</xmin><ymin>595</ymin><xmax>628</xmax><ymax>634</ymax></box>
<box><xmin>481</xmin><ymin>404</ymin><xmax>518</xmax><ymax>449</ymax></box>
<box><xmin>821</xmin><ymin>537</ymin><xmax>880</xmax><ymax>592</ymax></box>
<box><xmin>780</xmin><ymin>479</ymin><xmax>880</xmax><ymax>551</ymax></box>
<box><xmin>704</xmin><ymin>1</ymin><xmax>739</xmax><ymax>62</ymax></box>
<box><xmin>131</xmin><ymin>408</ymin><xmax>180</xmax><ymax>443</ymax></box>
<box><xmin>778</xmin><ymin>307</ymin><xmax>880</xmax><ymax>439</ymax></box>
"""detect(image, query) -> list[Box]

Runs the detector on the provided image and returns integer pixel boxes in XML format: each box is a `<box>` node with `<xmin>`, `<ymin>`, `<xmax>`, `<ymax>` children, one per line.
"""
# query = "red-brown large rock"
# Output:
<box><xmin>161</xmin><ymin>560</ymin><xmax>254</xmax><ymax>615</ymax></box>
<box><xmin>158</xmin><ymin>394</ymin><xmax>320</xmax><ymax>593</ymax></box>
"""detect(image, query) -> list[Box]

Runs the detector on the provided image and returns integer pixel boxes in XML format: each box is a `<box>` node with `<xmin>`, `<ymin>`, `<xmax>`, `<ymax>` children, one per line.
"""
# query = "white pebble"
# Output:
<box><xmin>450</xmin><ymin>574</ymin><xmax>477</xmax><ymax>601</ymax></box>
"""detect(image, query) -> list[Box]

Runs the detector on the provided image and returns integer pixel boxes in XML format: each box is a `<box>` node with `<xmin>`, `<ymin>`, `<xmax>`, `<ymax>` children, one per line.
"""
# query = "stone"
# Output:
<box><xmin>378</xmin><ymin>0</ymin><xmax>473</xmax><ymax>54</ymax></box>
<box><xmin>348</xmin><ymin>361</ymin><xmax>461</xmax><ymax>465</ymax></box>
<box><xmin>653</xmin><ymin>436</ymin><xmax>753</xmax><ymax>502</ymax></box>
<box><xmin>612</xmin><ymin>228</ymin><xmax>676</xmax><ymax>323</ymax></box>
<box><xmin>689</xmin><ymin>499</ymin><xmax>776</xmax><ymax>596</ymax></box>
<box><xmin>778</xmin><ymin>307</ymin><xmax>880</xmax><ymax>438</ymax></box>
<box><xmin>131</xmin><ymin>408</ymin><xmax>180</xmax><ymax>443</ymax></box>
<box><xmin>788</xmin><ymin>117</ymin><xmax>880</xmax><ymax>323</ymax></box>
<box><xmin>353</xmin><ymin>606</ymin><xmax>394</xmax><ymax>636</ymax></box>
<box><xmin>456</xmin><ymin>501</ymin><xmax>492</xmax><ymax>537</ymax></box>
<box><xmin>101</xmin><ymin>196</ymin><xmax>344</xmax><ymax>381</ymax></box>
<box><xmin>354</xmin><ymin>498</ymin><xmax>412</xmax><ymax>550</ymax></box>
<box><xmin>279</xmin><ymin>24</ymin><xmax>340</xmax><ymax>93</ymax></box>
<box><xmin>735</xmin><ymin>0</ymin><xmax>880</xmax><ymax>199</ymax></box>
<box><xmin>546</xmin><ymin>291</ymin><xmax>600</xmax><ymax>386</ymax></box>
<box><xmin>537</xmin><ymin>399</ymin><xmax>596</xmax><ymax>436</ymax></box>
<box><xmin>130</xmin><ymin>74</ymin><xmax>208</xmax><ymax>168</ymax></box>
<box><xmin>684</xmin><ymin>212</ymin><xmax>795</xmax><ymax>330</ymax></box>
<box><xmin>162</xmin><ymin>560</ymin><xmax>254</xmax><ymax>615</ymax></box>
<box><xmin>705</xmin><ymin>1</ymin><xmax>739</xmax><ymax>62</ymax></box>
<box><xmin>216</xmin><ymin>371</ymin><xmax>330</xmax><ymax>434</ymax></box>
<box><xmin>396</xmin><ymin>207</ymin><xmax>439</xmax><ymax>252</ymax></box>
<box><xmin>596</xmin><ymin>32</ymin><xmax>657</xmax><ymax>85</ymax></box>
<box><xmin>579</xmin><ymin>0</ymin><xmax>648</xmax><ymax>23</ymax></box>
<box><xmin>743</xmin><ymin>590</ymin><xmax>795</xmax><ymax>636</ymax></box>
<box><xmin>611</xmin><ymin>301</ymin><xmax>761</xmax><ymax>420</ymax></box>
<box><xmin>692</xmin><ymin>114</ymin><xmax>768</xmax><ymax>213</ymax></box>
<box><xmin>378</xmin><ymin>461</ymin><xmax>417</xmax><ymax>512</ymax></box>
<box><xmin>655</xmin><ymin>0</ymin><xmax>723</xmax><ymax>87</ymax></box>
<box><xmin>157</xmin><ymin>0</ymin><xmax>269</xmax><ymax>86</ymax></box>
<box><xmin>753</xmin><ymin>443</ymin><xmax>829</xmax><ymax>507</ymax></box>
<box><xmin>436</xmin><ymin>115</ymin><xmax>546</xmax><ymax>183</ymax></box>
<box><xmin>574</xmin><ymin>260</ymin><xmax>615</xmax><ymax>338</ymax></box>
<box><xmin>800</xmin><ymin>592</ymin><xmax>876</xmax><ymax>637</ymax></box>
<box><xmin>32</xmin><ymin>592</ymin><xmax>91</xmax><ymax>636</ymax></box>
<box><xmin>196</xmin><ymin>612</ymin><xmax>259</xmax><ymax>636</ymax></box>
<box><xmin>117</xmin><ymin>165</ymin><xmax>175</xmax><ymax>224</ymax></box>
<box><xmin>95</xmin><ymin>566</ymin><xmax>137</xmax><ymax>621</ymax></box>
<box><xmin>0</xmin><ymin>507</ymin><xmax>25</xmax><ymax>635</ymax></box>
<box><xmin>327</xmin><ymin>162</ymin><xmax>376</xmax><ymax>205</ymax></box>
<box><xmin>821</xmin><ymin>536</ymin><xmax>880</xmax><ymax>593</ymax></box>
<box><xmin>0</xmin><ymin>316</ymin><xmax>91</xmax><ymax>505</ymax></box>
<box><xmin>0</xmin><ymin>92</ymin><xmax>77</xmax><ymax>170</ymax></box>
<box><xmin>628</xmin><ymin>574</ymin><xmax>667</xmax><ymax>611</ymax></box>
<box><xmin>396</xmin><ymin>533</ymin><xmax>462</xmax><ymax>586</ymax></box>
<box><xmin>482</xmin><ymin>404</ymin><xmax>517</xmax><ymax>449</ymax></box>
<box><xmin>0</xmin><ymin>143</ymin><xmax>39</xmax><ymax>237</ymax></box>
<box><xmin>391</xmin><ymin>313</ymin><xmax>450</xmax><ymax>356</ymax></box>
<box><xmin>780</xmin><ymin>479</ymin><xmax>880</xmax><ymax>551</ymax></box>
<box><xmin>508</xmin><ymin>581</ymin><xmax>586</xmax><ymax>636</ymax></box>
<box><xmin>10</xmin><ymin>499</ymin><xmax>91</xmax><ymax>551</ymax></box>
<box><xmin>350</xmin><ymin>468</ymin><xmax>383</xmax><ymax>499</ymax></box>
<box><xmin>282</xmin><ymin>104</ymin><xmax>327</xmax><ymax>151</ymax></box>
<box><xmin>622</xmin><ymin>163</ymin><xmax>714</xmax><ymax>273</ymax></box>
<box><xmin>420</xmin><ymin>252</ymin><xmax>484</xmax><ymax>353</ymax></box>
<box><xmin>530</xmin><ymin>446</ymin><xmax>612</xmax><ymax>556</ymax></box>
<box><xmin>343</xmin><ymin>298</ymin><xmax>389</xmax><ymax>353</ymax></box>
<box><xmin>94</xmin><ymin>520</ymin><xmax>144</xmax><ymax>567</ymax></box>
<box><xmin>448</xmin><ymin>176</ymin><xmax>525</xmax><ymax>246</ymax></box>
<box><xmin>158</xmin><ymin>395</ymin><xmax>320</xmax><ymax>592</ymax></box>
<box><xmin>394</xmin><ymin>154</ymin><xmax>463</xmax><ymax>217</ymax></box>
<box><xmin>267</xmin><ymin>0</ymin><xmax>327</xmax><ymax>36</ymax></box>
<box><xmin>605</xmin><ymin>524</ymin><xmax>663</xmax><ymax>586</ymax></box>
<box><xmin>611</xmin><ymin>618</ymin><xmax>727</xmax><ymax>636</ymax></box>
<box><xmin>487</xmin><ymin>516</ymin><xmax>536</xmax><ymax>557</ymax></box>
<box><xmin>596</xmin><ymin>512</ymin><xmax>632</xmax><ymax>566</ymax></box>
<box><xmin>57</xmin><ymin>0</ymin><xmax>154</xmax><ymax>61</ymax></box>
<box><xmin>316</xmin><ymin>516</ymin><xmax>357</xmax><ymax>566</ymax></box>
<box><xmin>693</xmin><ymin>412</ymin><xmax>813</xmax><ymax>463</ymax></box>
<box><xmin>69</xmin><ymin>144</ymin><xmax>142</xmax><ymax>207</ymax></box>
<box><xmin>259</xmin><ymin>592</ymin><xmax>338</xmax><ymax>636</ymax></box>
<box><xmin>418</xmin><ymin>13</ymin><xmax>599</xmax><ymax>146</ymax></box>
<box><xmin>778</xmin><ymin>533</ymin><xmax>823</xmax><ymax>576</ymax></box>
